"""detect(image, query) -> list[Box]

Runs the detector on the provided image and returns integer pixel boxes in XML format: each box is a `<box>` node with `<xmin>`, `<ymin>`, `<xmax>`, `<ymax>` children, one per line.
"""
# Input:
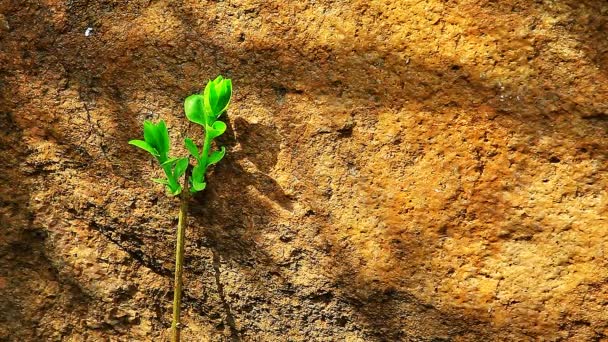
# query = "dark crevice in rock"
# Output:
<box><xmin>211</xmin><ymin>249</ymin><xmax>241</xmax><ymax>342</ymax></box>
<box><xmin>89</xmin><ymin>221</ymin><xmax>172</xmax><ymax>278</ymax></box>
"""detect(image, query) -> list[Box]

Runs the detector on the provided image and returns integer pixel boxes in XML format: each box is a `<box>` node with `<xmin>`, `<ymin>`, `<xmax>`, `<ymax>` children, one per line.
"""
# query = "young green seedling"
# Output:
<box><xmin>129</xmin><ymin>75</ymin><xmax>232</xmax><ymax>342</ymax></box>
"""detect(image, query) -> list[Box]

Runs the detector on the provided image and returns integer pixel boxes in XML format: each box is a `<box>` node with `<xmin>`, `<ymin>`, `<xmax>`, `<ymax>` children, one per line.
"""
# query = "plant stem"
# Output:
<box><xmin>199</xmin><ymin>128</ymin><xmax>213</xmax><ymax>175</ymax></box>
<box><xmin>171</xmin><ymin>171</ymin><xmax>190</xmax><ymax>342</ymax></box>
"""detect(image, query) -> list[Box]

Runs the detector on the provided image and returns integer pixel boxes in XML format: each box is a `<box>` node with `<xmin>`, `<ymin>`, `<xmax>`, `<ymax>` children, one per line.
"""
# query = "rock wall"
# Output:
<box><xmin>1</xmin><ymin>0</ymin><xmax>607</xmax><ymax>341</ymax></box>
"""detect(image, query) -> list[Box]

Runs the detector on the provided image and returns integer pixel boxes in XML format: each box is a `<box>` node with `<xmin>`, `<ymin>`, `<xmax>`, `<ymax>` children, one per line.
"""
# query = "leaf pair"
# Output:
<box><xmin>183</xmin><ymin>139</ymin><xmax>226</xmax><ymax>167</ymax></box>
<box><xmin>129</xmin><ymin>120</ymin><xmax>170</xmax><ymax>162</ymax></box>
<box><xmin>184</xmin><ymin>136</ymin><xmax>227</xmax><ymax>193</ymax></box>
<box><xmin>184</xmin><ymin>75</ymin><xmax>232</xmax><ymax>127</ymax></box>
<box><xmin>129</xmin><ymin>120</ymin><xmax>185</xmax><ymax>195</ymax></box>
<box><xmin>159</xmin><ymin>157</ymin><xmax>189</xmax><ymax>195</ymax></box>
<box><xmin>185</xmin><ymin>137</ymin><xmax>226</xmax><ymax>192</ymax></box>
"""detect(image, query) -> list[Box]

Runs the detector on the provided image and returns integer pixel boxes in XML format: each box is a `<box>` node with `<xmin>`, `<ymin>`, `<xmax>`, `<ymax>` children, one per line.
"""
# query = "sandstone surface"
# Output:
<box><xmin>1</xmin><ymin>0</ymin><xmax>607</xmax><ymax>341</ymax></box>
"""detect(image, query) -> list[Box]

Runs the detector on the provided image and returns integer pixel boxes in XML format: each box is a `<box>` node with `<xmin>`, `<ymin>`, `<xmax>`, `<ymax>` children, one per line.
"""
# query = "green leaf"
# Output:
<box><xmin>207</xmin><ymin>146</ymin><xmax>226</xmax><ymax>166</ymax></box>
<box><xmin>141</xmin><ymin>120</ymin><xmax>170</xmax><ymax>161</ymax></box>
<box><xmin>214</xmin><ymin>78</ymin><xmax>232</xmax><ymax>118</ymax></box>
<box><xmin>191</xmin><ymin>178</ymin><xmax>206</xmax><ymax>192</ymax></box>
<box><xmin>168</xmin><ymin>184</ymin><xmax>182</xmax><ymax>196</ymax></box>
<box><xmin>129</xmin><ymin>139</ymin><xmax>159</xmax><ymax>156</ymax></box>
<box><xmin>202</xmin><ymin>81</ymin><xmax>215</xmax><ymax>122</ymax></box>
<box><xmin>174</xmin><ymin>158</ymin><xmax>189</xmax><ymax>179</ymax></box>
<box><xmin>206</xmin><ymin>121</ymin><xmax>226</xmax><ymax>140</ymax></box>
<box><xmin>190</xmin><ymin>163</ymin><xmax>207</xmax><ymax>193</ymax></box>
<box><xmin>166</xmin><ymin>176</ymin><xmax>181</xmax><ymax>196</ymax></box>
<box><xmin>161</xmin><ymin>157</ymin><xmax>180</xmax><ymax>166</ymax></box>
<box><xmin>143</xmin><ymin>120</ymin><xmax>159</xmax><ymax>148</ymax></box>
<box><xmin>151</xmin><ymin>178</ymin><xmax>169</xmax><ymax>185</ymax></box>
<box><xmin>184</xmin><ymin>138</ymin><xmax>200</xmax><ymax>160</ymax></box>
<box><xmin>191</xmin><ymin>164</ymin><xmax>205</xmax><ymax>183</ymax></box>
<box><xmin>184</xmin><ymin>94</ymin><xmax>205</xmax><ymax>126</ymax></box>
<box><xmin>156</xmin><ymin>120</ymin><xmax>170</xmax><ymax>157</ymax></box>
<box><xmin>203</xmin><ymin>75</ymin><xmax>232</xmax><ymax>121</ymax></box>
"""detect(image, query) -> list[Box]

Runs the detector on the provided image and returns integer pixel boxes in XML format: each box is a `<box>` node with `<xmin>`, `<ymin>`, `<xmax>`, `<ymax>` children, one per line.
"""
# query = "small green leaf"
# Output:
<box><xmin>184</xmin><ymin>94</ymin><xmax>205</xmax><ymax>126</ymax></box>
<box><xmin>143</xmin><ymin>120</ymin><xmax>159</xmax><ymax>148</ymax></box>
<box><xmin>156</xmin><ymin>120</ymin><xmax>170</xmax><ymax>157</ymax></box>
<box><xmin>191</xmin><ymin>164</ymin><xmax>205</xmax><ymax>183</ymax></box>
<box><xmin>214</xmin><ymin>78</ymin><xmax>232</xmax><ymax>118</ymax></box>
<box><xmin>141</xmin><ymin>120</ymin><xmax>170</xmax><ymax>161</ymax></box>
<box><xmin>206</xmin><ymin>121</ymin><xmax>226</xmax><ymax>140</ymax></box>
<box><xmin>207</xmin><ymin>146</ymin><xmax>226</xmax><ymax>166</ymax></box>
<box><xmin>174</xmin><ymin>158</ymin><xmax>189</xmax><ymax>179</ymax></box>
<box><xmin>191</xmin><ymin>178</ymin><xmax>206</xmax><ymax>192</ymax></box>
<box><xmin>161</xmin><ymin>157</ymin><xmax>180</xmax><ymax>167</ymax></box>
<box><xmin>166</xmin><ymin>176</ymin><xmax>181</xmax><ymax>196</ymax></box>
<box><xmin>129</xmin><ymin>139</ymin><xmax>160</xmax><ymax>156</ymax></box>
<box><xmin>184</xmin><ymin>138</ymin><xmax>200</xmax><ymax>160</ymax></box>
<box><xmin>168</xmin><ymin>184</ymin><xmax>182</xmax><ymax>196</ymax></box>
<box><xmin>151</xmin><ymin>178</ymin><xmax>169</xmax><ymax>185</ymax></box>
<box><xmin>203</xmin><ymin>76</ymin><xmax>232</xmax><ymax>121</ymax></box>
<box><xmin>190</xmin><ymin>163</ymin><xmax>207</xmax><ymax>193</ymax></box>
<box><xmin>202</xmin><ymin>81</ymin><xmax>215</xmax><ymax>121</ymax></box>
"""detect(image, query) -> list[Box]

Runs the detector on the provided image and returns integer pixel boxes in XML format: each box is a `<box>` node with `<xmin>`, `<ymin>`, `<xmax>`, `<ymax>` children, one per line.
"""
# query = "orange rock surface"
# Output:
<box><xmin>1</xmin><ymin>0</ymin><xmax>606</xmax><ymax>340</ymax></box>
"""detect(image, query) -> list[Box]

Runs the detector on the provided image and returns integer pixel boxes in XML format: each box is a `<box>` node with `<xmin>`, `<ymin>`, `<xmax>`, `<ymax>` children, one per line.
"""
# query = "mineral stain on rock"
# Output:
<box><xmin>1</xmin><ymin>0</ymin><xmax>607</xmax><ymax>341</ymax></box>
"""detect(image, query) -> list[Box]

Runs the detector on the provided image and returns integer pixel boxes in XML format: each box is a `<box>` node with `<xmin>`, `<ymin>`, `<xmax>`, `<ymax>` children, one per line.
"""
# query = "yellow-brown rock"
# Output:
<box><xmin>1</xmin><ymin>0</ymin><xmax>606</xmax><ymax>341</ymax></box>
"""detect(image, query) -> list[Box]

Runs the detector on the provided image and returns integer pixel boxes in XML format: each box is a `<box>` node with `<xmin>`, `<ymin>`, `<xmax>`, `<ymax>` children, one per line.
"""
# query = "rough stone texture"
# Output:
<box><xmin>1</xmin><ymin>0</ymin><xmax>607</xmax><ymax>341</ymax></box>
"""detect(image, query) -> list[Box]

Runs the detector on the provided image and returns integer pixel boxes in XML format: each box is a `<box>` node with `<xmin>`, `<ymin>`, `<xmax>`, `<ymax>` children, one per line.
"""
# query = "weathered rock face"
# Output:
<box><xmin>1</xmin><ymin>0</ymin><xmax>607</xmax><ymax>340</ymax></box>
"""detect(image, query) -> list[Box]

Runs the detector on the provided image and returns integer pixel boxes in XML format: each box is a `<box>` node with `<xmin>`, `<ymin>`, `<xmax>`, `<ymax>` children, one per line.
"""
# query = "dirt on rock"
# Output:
<box><xmin>1</xmin><ymin>0</ymin><xmax>607</xmax><ymax>341</ymax></box>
